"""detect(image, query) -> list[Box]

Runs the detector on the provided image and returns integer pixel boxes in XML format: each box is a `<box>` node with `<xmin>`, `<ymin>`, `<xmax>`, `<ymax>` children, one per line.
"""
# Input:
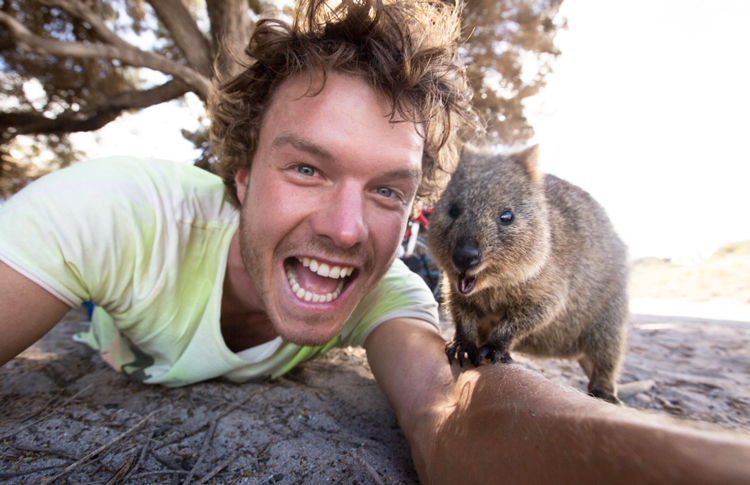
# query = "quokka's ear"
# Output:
<box><xmin>512</xmin><ymin>145</ymin><xmax>542</xmax><ymax>184</ymax></box>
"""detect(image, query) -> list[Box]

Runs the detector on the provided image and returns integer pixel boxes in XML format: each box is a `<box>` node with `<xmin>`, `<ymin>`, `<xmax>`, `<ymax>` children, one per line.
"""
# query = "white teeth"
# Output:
<box><xmin>286</xmin><ymin>258</ymin><xmax>354</xmax><ymax>304</ymax></box>
<box><xmin>294</xmin><ymin>257</ymin><xmax>353</xmax><ymax>280</ymax></box>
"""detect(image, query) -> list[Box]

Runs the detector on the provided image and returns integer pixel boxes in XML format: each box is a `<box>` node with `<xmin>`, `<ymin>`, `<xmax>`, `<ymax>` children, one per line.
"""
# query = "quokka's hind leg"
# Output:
<box><xmin>578</xmin><ymin>354</ymin><xmax>594</xmax><ymax>379</ymax></box>
<box><xmin>580</xmin><ymin>296</ymin><xmax>628</xmax><ymax>404</ymax></box>
<box><xmin>579</xmin><ymin>351</ymin><xmax>623</xmax><ymax>405</ymax></box>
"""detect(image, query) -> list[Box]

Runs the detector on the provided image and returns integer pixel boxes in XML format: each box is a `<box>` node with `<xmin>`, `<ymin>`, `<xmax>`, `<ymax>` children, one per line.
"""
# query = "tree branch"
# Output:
<box><xmin>145</xmin><ymin>0</ymin><xmax>214</xmax><ymax>78</ymax></box>
<box><xmin>0</xmin><ymin>80</ymin><xmax>190</xmax><ymax>136</ymax></box>
<box><xmin>206</xmin><ymin>0</ymin><xmax>252</xmax><ymax>79</ymax></box>
<box><xmin>35</xmin><ymin>0</ymin><xmax>132</xmax><ymax>50</ymax></box>
<box><xmin>0</xmin><ymin>10</ymin><xmax>210</xmax><ymax>100</ymax></box>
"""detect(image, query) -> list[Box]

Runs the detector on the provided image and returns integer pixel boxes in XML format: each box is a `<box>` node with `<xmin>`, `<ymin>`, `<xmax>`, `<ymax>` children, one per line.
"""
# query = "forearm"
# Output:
<box><xmin>366</xmin><ymin>318</ymin><xmax>750</xmax><ymax>484</ymax></box>
<box><xmin>365</xmin><ymin>318</ymin><xmax>458</xmax><ymax>472</ymax></box>
<box><xmin>365</xmin><ymin>319</ymin><xmax>454</xmax><ymax>426</ymax></box>
<box><xmin>415</xmin><ymin>362</ymin><xmax>750</xmax><ymax>484</ymax></box>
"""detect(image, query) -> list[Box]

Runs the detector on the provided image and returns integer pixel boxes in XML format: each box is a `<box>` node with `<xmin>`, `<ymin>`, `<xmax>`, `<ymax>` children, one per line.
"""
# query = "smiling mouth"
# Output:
<box><xmin>284</xmin><ymin>257</ymin><xmax>356</xmax><ymax>303</ymax></box>
<box><xmin>457</xmin><ymin>271</ymin><xmax>477</xmax><ymax>294</ymax></box>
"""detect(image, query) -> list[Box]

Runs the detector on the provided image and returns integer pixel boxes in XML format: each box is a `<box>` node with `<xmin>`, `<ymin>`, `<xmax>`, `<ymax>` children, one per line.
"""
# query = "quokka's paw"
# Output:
<box><xmin>445</xmin><ymin>339</ymin><xmax>477</xmax><ymax>367</ymax></box>
<box><xmin>588</xmin><ymin>387</ymin><xmax>622</xmax><ymax>405</ymax></box>
<box><xmin>472</xmin><ymin>346</ymin><xmax>512</xmax><ymax>367</ymax></box>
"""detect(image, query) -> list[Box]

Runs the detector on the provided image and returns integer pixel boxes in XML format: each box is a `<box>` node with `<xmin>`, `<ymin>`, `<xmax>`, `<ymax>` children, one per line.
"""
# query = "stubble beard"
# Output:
<box><xmin>237</xmin><ymin>213</ymin><xmax>396</xmax><ymax>347</ymax></box>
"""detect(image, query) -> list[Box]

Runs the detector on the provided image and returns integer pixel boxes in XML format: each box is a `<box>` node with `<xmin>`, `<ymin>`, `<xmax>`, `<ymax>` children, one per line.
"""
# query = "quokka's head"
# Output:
<box><xmin>427</xmin><ymin>145</ymin><xmax>551</xmax><ymax>297</ymax></box>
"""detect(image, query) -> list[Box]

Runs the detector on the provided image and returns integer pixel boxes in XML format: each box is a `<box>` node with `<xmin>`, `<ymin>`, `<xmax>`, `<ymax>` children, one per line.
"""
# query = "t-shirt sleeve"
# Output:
<box><xmin>339</xmin><ymin>258</ymin><xmax>440</xmax><ymax>347</ymax></box>
<box><xmin>0</xmin><ymin>158</ymin><xmax>155</xmax><ymax>309</ymax></box>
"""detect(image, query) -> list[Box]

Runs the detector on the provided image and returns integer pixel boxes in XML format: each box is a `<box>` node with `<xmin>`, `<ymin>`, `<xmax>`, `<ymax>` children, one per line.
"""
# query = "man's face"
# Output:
<box><xmin>234</xmin><ymin>73</ymin><xmax>424</xmax><ymax>346</ymax></box>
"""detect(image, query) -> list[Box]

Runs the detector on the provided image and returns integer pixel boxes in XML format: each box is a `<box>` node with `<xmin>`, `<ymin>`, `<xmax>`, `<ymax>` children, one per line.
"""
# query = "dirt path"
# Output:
<box><xmin>515</xmin><ymin>311</ymin><xmax>750</xmax><ymax>432</ymax></box>
<box><xmin>1</xmin><ymin>303</ymin><xmax>749</xmax><ymax>484</ymax></box>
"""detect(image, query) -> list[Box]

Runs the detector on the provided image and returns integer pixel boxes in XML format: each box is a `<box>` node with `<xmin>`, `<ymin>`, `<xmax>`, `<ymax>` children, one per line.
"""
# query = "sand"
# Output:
<box><xmin>2</xmin><ymin>257</ymin><xmax>750</xmax><ymax>483</ymax></box>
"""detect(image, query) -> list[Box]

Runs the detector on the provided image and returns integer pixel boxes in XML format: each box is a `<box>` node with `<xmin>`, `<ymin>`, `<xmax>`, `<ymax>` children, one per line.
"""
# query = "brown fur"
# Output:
<box><xmin>427</xmin><ymin>145</ymin><xmax>629</xmax><ymax>404</ymax></box>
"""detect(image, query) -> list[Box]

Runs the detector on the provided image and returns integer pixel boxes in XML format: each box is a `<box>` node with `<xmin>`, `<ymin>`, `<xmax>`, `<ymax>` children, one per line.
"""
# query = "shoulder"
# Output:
<box><xmin>17</xmin><ymin>156</ymin><xmax>221</xmax><ymax>195</ymax></box>
<box><xmin>362</xmin><ymin>258</ymin><xmax>438</xmax><ymax>316</ymax></box>
<box><xmin>5</xmin><ymin>157</ymin><xmax>233</xmax><ymax>222</ymax></box>
<box><xmin>339</xmin><ymin>259</ymin><xmax>440</xmax><ymax>346</ymax></box>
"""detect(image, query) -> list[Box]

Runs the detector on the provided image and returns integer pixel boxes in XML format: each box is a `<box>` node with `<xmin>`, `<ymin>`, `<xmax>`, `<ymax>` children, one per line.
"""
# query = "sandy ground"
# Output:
<box><xmin>2</xmin><ymin>252</ymin><xmax>750</xmax><ymax>484</ymax></box>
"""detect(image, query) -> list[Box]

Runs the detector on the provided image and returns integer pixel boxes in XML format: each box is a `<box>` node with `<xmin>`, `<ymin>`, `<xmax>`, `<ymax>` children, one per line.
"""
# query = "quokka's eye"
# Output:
<box><xmin>498</xmin><ymin>210</ymin><xmax>514</xmax><ymax>225</ymax></box>
<box><xmin>448</xmin><ymin>204</ymin><xmax>461</xmax><ymax>218</ymax></box>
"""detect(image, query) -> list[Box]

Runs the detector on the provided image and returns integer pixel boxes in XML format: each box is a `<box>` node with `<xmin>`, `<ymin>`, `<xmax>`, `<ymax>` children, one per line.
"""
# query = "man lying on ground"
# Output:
<box><xmin>1</xmin><ymin>0</ymin><xmax>749</xmax><ymax>483</ymax></box>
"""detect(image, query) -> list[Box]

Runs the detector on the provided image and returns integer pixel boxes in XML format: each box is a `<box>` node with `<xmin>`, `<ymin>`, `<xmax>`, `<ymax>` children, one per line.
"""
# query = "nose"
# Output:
<box><xmin>452</xmin><ymin>237</ymin><xmax>481</xmax><ymax>272</ymax></box>
<box><xmin>311</xmin><ymin>181</ymin><xmax>368</xmax><ymax>248</ymax></box>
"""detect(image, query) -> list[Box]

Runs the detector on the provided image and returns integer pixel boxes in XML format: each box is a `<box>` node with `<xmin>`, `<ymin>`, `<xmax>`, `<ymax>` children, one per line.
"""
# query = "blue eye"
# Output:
<box><xmin>296</xmin><ymin>165</ymin><xmax>316</xmax><ymax>176</ymax></box>
<box><xmin>376</xmin><ymin>187</ymin><xmax>394</xmax><ymax>197</ymax></box>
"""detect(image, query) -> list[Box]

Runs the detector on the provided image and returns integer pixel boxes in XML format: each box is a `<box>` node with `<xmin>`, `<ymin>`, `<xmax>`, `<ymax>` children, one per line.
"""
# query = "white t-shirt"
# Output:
<box><xmin>0</xmin><ymin>157</ymin><xmax>438</xmax><ymax>386</ymax></box>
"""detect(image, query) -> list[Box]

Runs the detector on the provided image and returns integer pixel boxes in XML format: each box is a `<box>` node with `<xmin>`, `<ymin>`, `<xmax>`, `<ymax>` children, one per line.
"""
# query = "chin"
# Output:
<box><xmin>264</xmin><ymin>279</ymin><xmax>356</xmax><ymax>347</ymax></box>
<box><xmin>275</xmin><ymin>323</ymin><xmax>340</xmax><ymax>346</ymax></box>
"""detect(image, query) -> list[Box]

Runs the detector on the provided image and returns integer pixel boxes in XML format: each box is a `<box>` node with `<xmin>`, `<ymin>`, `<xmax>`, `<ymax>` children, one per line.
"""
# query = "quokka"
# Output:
<box><xmin>427</xmin><ymin>145</ymin><xmax>629</xmax><ymax>404</ymax></box>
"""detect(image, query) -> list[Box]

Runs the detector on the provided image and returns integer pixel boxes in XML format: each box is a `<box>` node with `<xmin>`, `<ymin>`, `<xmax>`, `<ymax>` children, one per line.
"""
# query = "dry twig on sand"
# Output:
<box><xmin>192</xmin><ymin>450</ymin><xmax>241</xmax><ymax>485</ymax></box>
<box><xmin>0</xmin><ymin>464</ymin><xmax>67</xmax><ymax>480</ymax></box>
<box><xmin>153</xmin><ymin>389</ymin><xmax>258</xmax><ymax>451</ymax></box>
<box><xmin>352</xmin><ymin>447</ymin><xmax>383</xmax><ymax>485</ymax></box>
<box><xmin>102</xmin><ymin>458</ymin><xmax>133</xmax><ymax>485</ymax></box>
<box><xmin>0</xmin><ymin>384</ymin><xmax>94</xmax><ymax>441</ymax></box>
<box><xmin>182</xmin><ymin>390</ymin><xmax>257</xmax><ymax>484</ymax></box>
<box><xmin>182</xmin><ymin>418</ymin><xmax>218</xmax><ymax>485</ymax></box>
<box><xmin>41</xmin><ymin>410</ymin><xmax>156</xmax><ymax>484</ymax></box>
<box><xmin>119</xmin><ymin>429</ymin><xmax>155</xmax><ymax>483</ymax></box>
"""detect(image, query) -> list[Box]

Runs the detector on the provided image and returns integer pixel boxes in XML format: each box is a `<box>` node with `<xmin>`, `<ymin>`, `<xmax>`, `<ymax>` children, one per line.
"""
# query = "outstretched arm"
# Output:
<box><xmin>0</xmin><ymin>261</ymin><xmax>70</xmax><ymax>366</ymax></box>
<box><xmin>365</xmin><ymin>318</ymin><xmax>750</xmax><ymax>484</ymax></box>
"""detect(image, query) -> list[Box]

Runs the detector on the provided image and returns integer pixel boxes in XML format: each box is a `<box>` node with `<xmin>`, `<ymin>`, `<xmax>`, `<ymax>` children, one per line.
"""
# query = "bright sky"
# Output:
<box><xmin>71</xmin><ymin>0</ymin><xmax>750</xmax><ymax>263</ymax></box>
<box><xmin>526</xmin><ymin>0</ymin><xmax>750</xmax><ymax>262</ymax></box>
<box><xmin>69</xmin><ymin>91</ymin><xmax>205</xmax><ymax>163</ymax></box>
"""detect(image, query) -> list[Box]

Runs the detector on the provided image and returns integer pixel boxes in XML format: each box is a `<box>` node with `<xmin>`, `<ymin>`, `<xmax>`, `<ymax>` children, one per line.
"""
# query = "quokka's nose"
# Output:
<box><xmin>452</xmin><ymin>238</ymin><xmax>481</xmax><ymax>271</ymax></box>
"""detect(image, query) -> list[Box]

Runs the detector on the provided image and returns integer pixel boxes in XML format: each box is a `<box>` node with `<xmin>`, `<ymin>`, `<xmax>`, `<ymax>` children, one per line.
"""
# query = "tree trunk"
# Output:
<box><xmin>146</xmin><ymin>0</ymin><xmax>214</xmax><ymax>78</ymax></box>
<box><xmin>206</xmin><ymin>0</ymin><xmax>252</xmax><ymax>80</ymax></box>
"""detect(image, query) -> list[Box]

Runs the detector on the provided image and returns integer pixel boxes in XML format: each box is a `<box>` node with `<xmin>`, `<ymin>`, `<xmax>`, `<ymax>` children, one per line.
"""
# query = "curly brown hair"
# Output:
<box><xmin>208</xmin><ymin>0</ymin><xmax>481</xmax><ymax>207</ymax></box>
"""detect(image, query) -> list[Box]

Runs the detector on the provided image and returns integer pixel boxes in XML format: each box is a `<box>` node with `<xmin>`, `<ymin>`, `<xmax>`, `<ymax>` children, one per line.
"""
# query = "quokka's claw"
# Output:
<box><xmin>445</xmin><ymin>341</ymin><xmax>460</xmax><ymax>366</ymax></box>
<box><xmin>589</xmin><ymin>387</ymin><xmax>622</xmax><ymax>405</ymax></box>
<box><xmin>473</xmin><ymin>346</ymin><xmax>512</xmax><ymax>366</ymax></box>
<box><xmin>456</xmin><ymin>343</ymin><xmax>469</xmax><ymax>367</ymax></box>
<box><xmin>445</xmin><ymin>340</ymin><xmax>476</xmax><ymax>368</ymax></box>
<box><xmin>472</xmin><ymin>347</ymin><xmax>490</xmax><ymax>367</ymax></box>
<box><xmin>445</xmin><ymin>342</ymin><xmax>454</xmax><ymax>365</ymax></box>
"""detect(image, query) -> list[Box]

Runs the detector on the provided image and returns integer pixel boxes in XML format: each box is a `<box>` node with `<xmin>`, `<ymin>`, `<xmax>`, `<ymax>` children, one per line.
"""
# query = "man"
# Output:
<box><xmin>1</xmin><ymin>0</ymin><xmax>749</xmax><ymax>483</ymax></box>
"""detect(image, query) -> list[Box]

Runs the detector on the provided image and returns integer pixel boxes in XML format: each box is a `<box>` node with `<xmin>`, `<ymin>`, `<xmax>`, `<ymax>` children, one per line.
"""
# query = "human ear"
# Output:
<box><xmin>235</xmin><ymin>168</ymin><xmax>251</xmax><ymax>204</ymax></box>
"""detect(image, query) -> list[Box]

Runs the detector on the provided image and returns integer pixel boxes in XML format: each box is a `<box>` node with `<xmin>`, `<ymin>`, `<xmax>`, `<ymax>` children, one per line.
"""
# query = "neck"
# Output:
<box><xmin>221</xmin><ymin>229</ymin><xmax>277</xmax><ymax>352</ymax></box>
<box><xmin>223</xmin><ymin>230</ymin><xmax>264</xmax><ymax>313</ymax></box>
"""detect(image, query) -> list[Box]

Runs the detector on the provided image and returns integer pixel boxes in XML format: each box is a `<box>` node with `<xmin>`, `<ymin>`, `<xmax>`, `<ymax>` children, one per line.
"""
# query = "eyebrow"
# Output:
<box><xmin>271</xmin><ymin>132</ymin><xmax>333</xmax><ymax>161</ymax></box>
<box><xmin>271</xmin><ymin>131</ymin><xmax>422</xmax><ymax>182</ymax></box>
<box><xmin>379</xmin><ymin>167</ymin><xmax>422</xmax><ymax>182</ymax></box>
